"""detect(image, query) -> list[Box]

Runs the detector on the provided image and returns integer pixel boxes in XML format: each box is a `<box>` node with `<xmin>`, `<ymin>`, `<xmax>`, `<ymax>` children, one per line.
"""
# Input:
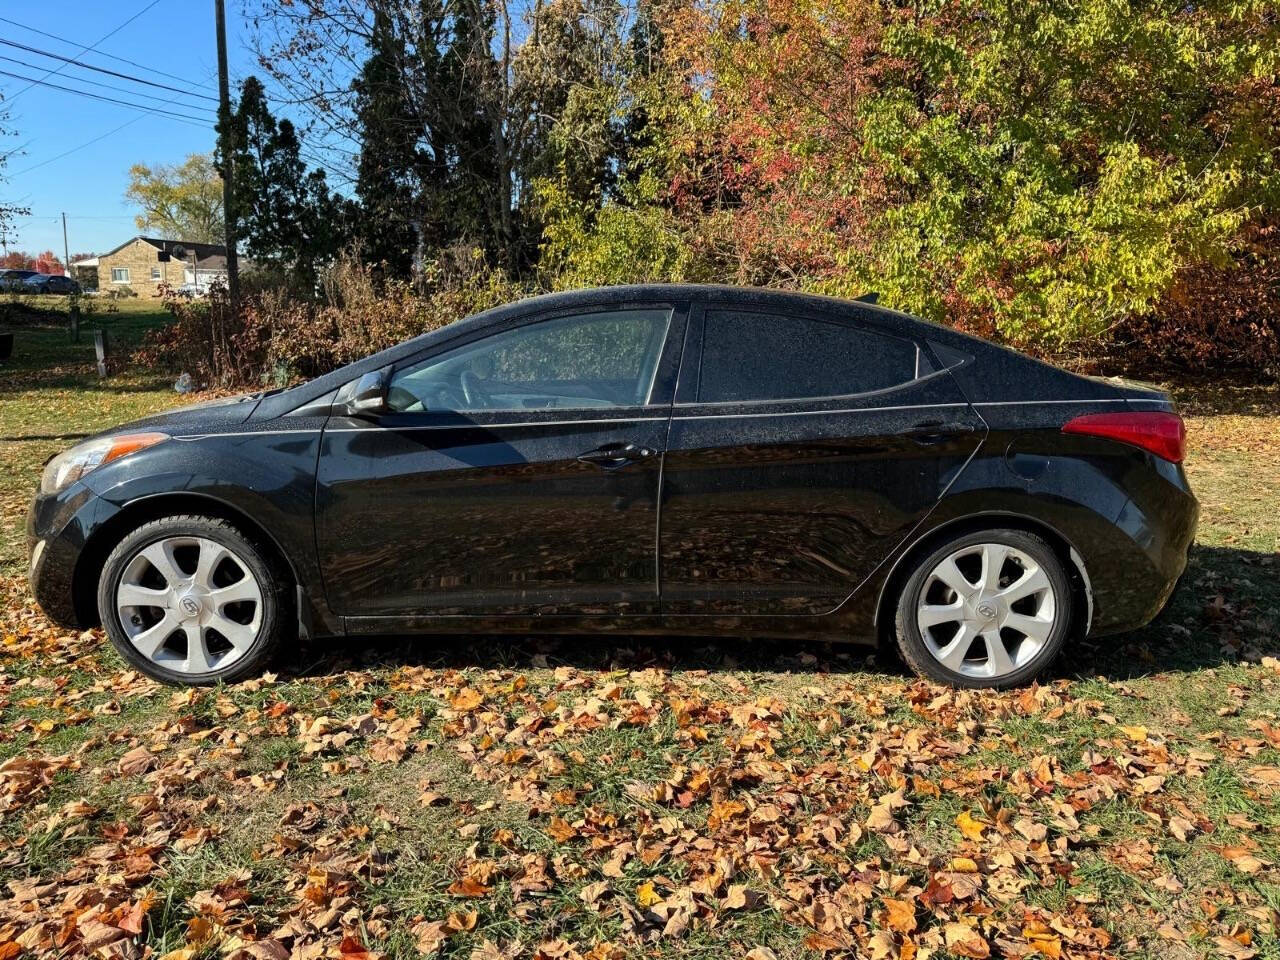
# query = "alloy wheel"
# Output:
<box><xmin>915</xmin><ymin>541</ymin><xmax>1057</xmax><ymax>680</ymax></box>
<box><xmin>115</xmin><ymin>536</ymin><xmax>264</xmax><ymax>675</ymax></box>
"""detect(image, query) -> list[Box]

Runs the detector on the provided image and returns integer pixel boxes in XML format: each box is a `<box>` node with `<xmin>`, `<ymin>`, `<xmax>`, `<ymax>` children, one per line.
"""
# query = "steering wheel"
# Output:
<box><xmin>459</xmin><ymin>369</ymin><xmax>492</xmax><ymax>409</ymax></box>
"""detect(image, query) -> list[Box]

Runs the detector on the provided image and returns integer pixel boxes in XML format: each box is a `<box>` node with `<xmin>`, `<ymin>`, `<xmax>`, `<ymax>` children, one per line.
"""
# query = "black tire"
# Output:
<box><xmin>96</xmin><ymin>514</ymin><xmax>289</xmax><ymax>685</ymax></box>
<box><xmin>893</xmin><ymin>528</ymin><xmax>1073</xmax><ymax>689</ymax></box>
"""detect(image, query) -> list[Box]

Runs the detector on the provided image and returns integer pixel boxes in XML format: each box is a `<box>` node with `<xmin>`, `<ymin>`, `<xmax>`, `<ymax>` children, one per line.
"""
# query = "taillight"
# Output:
<box><xmin>1062</xmin><ymin>411</ymin><xmax>1186</xmax><ymax>463</ymax></box>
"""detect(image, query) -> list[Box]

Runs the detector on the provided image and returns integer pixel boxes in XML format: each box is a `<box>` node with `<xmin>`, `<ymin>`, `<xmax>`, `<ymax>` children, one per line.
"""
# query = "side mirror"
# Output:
<box><xmin>338</xmin><ymin>369</ymin><xmax>388</xmax><ymax>417</ymax></box>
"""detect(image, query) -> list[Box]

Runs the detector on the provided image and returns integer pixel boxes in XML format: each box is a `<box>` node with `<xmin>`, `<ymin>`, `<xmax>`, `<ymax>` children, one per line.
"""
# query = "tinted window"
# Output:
<box><xmin>388</xmin><ymin>309</ymin><xmax>672</xmax><ymax>413</ymax></box>
<box><xmin>698</xmin><ymin>309</ymin><xmax>917</xmax><ymax>403</ymax></box>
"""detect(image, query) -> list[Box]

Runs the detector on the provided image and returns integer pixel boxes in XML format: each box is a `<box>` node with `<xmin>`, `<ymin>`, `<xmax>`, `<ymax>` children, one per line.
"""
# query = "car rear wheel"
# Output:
<box><xmin>893</xmin><ymin>529</ymin><xmax>1073</xmax><ymax>689</ymax></box>
<box><xmin>97</xmin><ymin>515</ymin><xmax>287</xmax><ymax>685</ymax></box>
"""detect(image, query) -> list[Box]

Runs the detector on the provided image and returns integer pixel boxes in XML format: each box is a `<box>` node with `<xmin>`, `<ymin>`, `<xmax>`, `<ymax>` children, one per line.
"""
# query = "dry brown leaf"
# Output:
<box><xmin>944</xmin><ymin>922</ymin><xmax>991</xmax><ymax>959</ymax></box>
<box><xmin>882</xmin><ymin>897</ymin><xmax>917</xmax><ymax>934</ymax></box>
<box><xmin>447</xmin><ymin>876</ymin><xmax>493</xmax><ymax>898</ymax></box>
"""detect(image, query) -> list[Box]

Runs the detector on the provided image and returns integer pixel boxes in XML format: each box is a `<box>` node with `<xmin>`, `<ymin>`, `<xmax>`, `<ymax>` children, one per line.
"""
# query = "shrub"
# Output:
<box><xmin>1112</xmin><ymin>221</ymin><xmax>1280</xmax><ymax>377</ymax></box>
<box><xmin>135</xmin><ymin>282</ymin><xmax>239</xmax><ymax>386</ymax></box>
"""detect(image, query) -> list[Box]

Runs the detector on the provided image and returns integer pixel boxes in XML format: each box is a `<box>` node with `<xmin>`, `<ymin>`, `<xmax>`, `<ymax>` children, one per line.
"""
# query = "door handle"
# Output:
<box><xmin>577</xmin><ymin>442</ymin><xmax>656</xmax><ymax>469</ymax></box>
<box><xmin>904</xmin><ymin>421</ymin><xmax>973</xmax><ymax>444</ymax></box>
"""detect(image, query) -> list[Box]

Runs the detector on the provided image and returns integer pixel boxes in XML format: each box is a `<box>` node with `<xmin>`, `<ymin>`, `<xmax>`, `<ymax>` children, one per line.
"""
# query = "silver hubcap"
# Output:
<box><xmin>115</xmin><ymin>536</ymin><xmax>263</xmax><ymax>675</ymax></box>
<box><xmin>916</xmin><ymin>542</ymin><xmax>1057</xmax><ymax>679</ymax></box>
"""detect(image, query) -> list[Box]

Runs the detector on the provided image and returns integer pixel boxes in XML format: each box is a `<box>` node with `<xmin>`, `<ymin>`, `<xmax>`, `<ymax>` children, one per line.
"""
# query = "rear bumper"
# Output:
<box><xmin>1087</xmin><ymin>458</ymin><xmax>1198</xmax><ymax>634</ymax></box>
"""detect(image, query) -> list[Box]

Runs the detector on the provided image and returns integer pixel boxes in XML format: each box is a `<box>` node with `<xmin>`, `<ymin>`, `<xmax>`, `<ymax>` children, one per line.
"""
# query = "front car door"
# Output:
<box><xmin>659</xmin><ymin>300</ymin><xmax>985</xmax><ymax>616</ymax></box>
<box><xmin>316</xmin><ymin>300</ymin><xmax>688</xmax><ymax>624</ymax></box>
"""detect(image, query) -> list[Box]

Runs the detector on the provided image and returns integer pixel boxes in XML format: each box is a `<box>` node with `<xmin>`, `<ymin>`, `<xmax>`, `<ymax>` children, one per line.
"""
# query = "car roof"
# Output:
<box><xmin>499</xmin><ymin>283</ymin><xmax>914</xmax><ymax>323</ymax></box>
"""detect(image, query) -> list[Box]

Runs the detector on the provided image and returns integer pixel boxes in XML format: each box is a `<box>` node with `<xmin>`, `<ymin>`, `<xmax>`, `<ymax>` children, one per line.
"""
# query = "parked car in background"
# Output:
<box><xmin>175</xmin><ymin>282</ymin><xmax>209</xmax><ymax>298</ymax></box>
<box><xmin>22</xmin><ymin>273</ymin><xmax>80</xmax><ymax>295</ymax></box>
<box><xmin>27</xmin><ymin>285</ymin><xmax>1198</xmax><ymax>689</ymax></box>
<box><xmin>0</xmin><ymin>269</ymin><xmax>38</xmax><ymax>291</ymax></box>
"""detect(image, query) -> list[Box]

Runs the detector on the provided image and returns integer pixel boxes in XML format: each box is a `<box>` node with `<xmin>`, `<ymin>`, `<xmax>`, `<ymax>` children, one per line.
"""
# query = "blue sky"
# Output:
<box><xmin>0</xmin><ymin>2</ymin><xmax>282</xmax><ymax>259</ymax></box>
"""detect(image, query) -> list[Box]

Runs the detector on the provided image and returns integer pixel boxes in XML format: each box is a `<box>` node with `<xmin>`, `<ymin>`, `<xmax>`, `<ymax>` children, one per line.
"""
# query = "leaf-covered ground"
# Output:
<box><xmin>1</xmin><ymin>319</ymin><xmax>1277</xmax><ymax>959</ymax></box>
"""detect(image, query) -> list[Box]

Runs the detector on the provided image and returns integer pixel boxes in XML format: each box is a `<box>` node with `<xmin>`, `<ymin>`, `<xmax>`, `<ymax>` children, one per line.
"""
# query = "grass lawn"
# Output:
<box><xmin>0</xmin><ymin>313</ymin><xmax>1277</xmax><ymax>960</ymax></box>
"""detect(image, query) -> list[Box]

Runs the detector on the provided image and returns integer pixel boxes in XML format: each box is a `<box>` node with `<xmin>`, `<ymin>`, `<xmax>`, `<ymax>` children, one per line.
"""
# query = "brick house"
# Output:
<box><xmin>89</xmin><ymin>236</ymin><xmax>230</xmax><ymax>293</ymax></box>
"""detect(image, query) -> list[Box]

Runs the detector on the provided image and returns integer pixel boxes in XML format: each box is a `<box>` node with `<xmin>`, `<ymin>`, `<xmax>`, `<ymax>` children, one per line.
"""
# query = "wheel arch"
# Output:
<box><xmin>72</xmin><ymin>491</ymin><xmax>302</xmax><ymax>627</ymax></box>
<box><xmin>873</xmin><ymin>511</ymin><xmax>1093</xmax><ymax>647</ymax></box>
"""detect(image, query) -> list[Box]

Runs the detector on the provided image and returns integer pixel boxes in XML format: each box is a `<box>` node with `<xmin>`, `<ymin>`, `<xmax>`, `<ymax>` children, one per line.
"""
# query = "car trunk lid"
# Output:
<box><xmin>1086</xmin><ymin>375</ymin><xmax>1172</xmax><ymax>405</ymax></box>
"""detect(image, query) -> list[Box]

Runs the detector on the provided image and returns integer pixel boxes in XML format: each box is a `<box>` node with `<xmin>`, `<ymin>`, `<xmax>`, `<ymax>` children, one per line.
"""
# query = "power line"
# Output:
<box><xmin>0</xmin><ymin>69</ymin><xmax>212</xmax><ymax>128</ymax></box>
<box><xmin>12</xmin><ymin>214</ymin><xmax>138</xmax><ymax>221</ymax></box>
<box><xmin>8</xmin><ymin>114</ymin><xmax>147</xmax><ymax>177</ymax></box>
<box><xmin>0</xmin><ymin>54</ymin><xmax>219</xmax><ymax>116</ymax></box>
<box><xmin>5</xmin><ymin>0</ymin><xmax>164</xmax><ymax>103</ymax></box>
<box><xmin>0</xmin><ymin>38</ymin><xmax>220</xmax><ymax>104</ymax></box>
<box><xmin>0</xmin><ymin>14</ymin><xmax>218</xmax><ymax>95</ymax></box>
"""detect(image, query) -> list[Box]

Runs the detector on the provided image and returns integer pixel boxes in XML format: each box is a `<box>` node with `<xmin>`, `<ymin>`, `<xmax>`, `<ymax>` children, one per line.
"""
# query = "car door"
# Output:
<box><xmin>315</xmin><ymin>301</ymin><xmax>688</xmax><ymax>622</ymax></box>
<box><xmin>659</xmin><ymin>302</ymin><xmax>985</xmax><ymax>616</ymax></box>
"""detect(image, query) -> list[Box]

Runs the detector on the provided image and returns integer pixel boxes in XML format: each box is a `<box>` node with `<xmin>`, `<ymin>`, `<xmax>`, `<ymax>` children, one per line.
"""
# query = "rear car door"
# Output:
<box><xmin>316</xmin><ymin>302</ymin><xmax>687</xmax><ymax>622</ymax></box>
<box><xmin>659</xmin><ymin>302</ymin><xmax>985</xmax><ymax>615</ymax></box>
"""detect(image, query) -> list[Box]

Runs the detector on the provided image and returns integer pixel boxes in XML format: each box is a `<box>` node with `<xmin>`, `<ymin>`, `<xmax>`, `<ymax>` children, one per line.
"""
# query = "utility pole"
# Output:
<box><xmin>214</xmin><ymin>0</ymin><xmax>239</xmax><ymax>314</ymax></box>
<box><xmin>61</xmin><ymin>212</ymin><xmax>70</xmax><ymax>277</ymax></box>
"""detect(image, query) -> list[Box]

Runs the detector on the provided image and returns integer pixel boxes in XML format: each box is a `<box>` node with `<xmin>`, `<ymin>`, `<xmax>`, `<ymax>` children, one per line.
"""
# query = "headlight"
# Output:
<box><xmin>40</xmin><ymin>432</ymin><xmax>169</xmax><ymax>496</ymax></box>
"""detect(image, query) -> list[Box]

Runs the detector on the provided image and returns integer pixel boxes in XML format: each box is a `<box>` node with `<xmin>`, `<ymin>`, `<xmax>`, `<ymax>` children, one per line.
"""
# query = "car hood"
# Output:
<box><xmin>104</xmin><ymin>392</ymin><xmax>267</xmax><ymax>437</ymax></box>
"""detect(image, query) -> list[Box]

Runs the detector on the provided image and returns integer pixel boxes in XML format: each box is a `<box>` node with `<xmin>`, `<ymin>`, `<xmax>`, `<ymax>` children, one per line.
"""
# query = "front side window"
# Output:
<box><xmin>698</xmin><ymin>309</ymin><xmax>918</xmax><ymax>403</ymax></box>
<box><xmin>387</xmin><ymin>309</ymin><xmax>672</xmax><ymax>413</ymax></box>
<box><xmin>111</xmin><ymin>268</ymin><xmax>130</xmax><ymax>283</ymax></box>
<box><xmin>150</xmin><ymin>267</ymin><xmax>161</xmax><ymax>280</ymax></box>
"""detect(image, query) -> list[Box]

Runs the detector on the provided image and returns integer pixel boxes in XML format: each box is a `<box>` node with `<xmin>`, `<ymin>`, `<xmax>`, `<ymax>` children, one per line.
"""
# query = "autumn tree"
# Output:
<box><xmin>652</xmin><ymin>0</ymin><xmax>1280</xmax><ymax>347</ymax></box>
<box><xmin>33</xmin><ymin>250</ymin><xmax>64</xmax><ymax>275</ymax></box>
<box><xmin>125</xmin><ymin>154</ymin><xmax>225</xmax><ymax>244</ymax></box>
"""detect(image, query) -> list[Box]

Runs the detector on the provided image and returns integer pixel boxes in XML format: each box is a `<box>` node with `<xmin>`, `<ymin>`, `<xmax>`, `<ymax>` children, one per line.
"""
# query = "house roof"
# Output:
<box><xmin>98</xmin><ymin>235</ymin><xmax>230</xmax><ymax>268</ymax></box>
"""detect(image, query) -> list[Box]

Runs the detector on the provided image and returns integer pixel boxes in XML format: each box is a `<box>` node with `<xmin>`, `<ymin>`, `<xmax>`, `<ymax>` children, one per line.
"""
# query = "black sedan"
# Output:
<box><xmin>28</xmin><ymin>285</ymin><xmax>1197</xmax><ymax>688</ymax></box>
<box><xmin>23</xmin><ymin>273</ymin><xmax>81</xmax><ymax>295</ymax></box>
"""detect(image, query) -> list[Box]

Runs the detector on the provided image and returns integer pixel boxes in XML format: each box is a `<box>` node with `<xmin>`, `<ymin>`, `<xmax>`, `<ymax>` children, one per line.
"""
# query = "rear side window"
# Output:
<box><xmin>697</xmin><ymin>309</ymin><xmax>918</xmax><ymax>403</ymax></box>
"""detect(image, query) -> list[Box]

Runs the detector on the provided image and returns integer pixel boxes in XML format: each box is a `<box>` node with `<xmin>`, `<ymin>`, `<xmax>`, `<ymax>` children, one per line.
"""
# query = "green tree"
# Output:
<box><xmin>352</xmin><ymin>6</ymin><xmax>423</xmax><ymax>275</ymax></box>
<box><xmin>530</xmin><ymin>0</ymin><xmax>714</xmax><ymax>289</ymax></box>
<box><xmin>515</xmin><ymin>0</ymin><xmax>628</xmax><ymax>204</ymax></box>
<box><xmin>124</xmin><ymin>154</ymin><xmax>225</xmax><ymax>243</ymax></box>
<box><xmin>227</xmin><ymin>76</ymin><xmax>352</xmax><ymax>287</ymax></box>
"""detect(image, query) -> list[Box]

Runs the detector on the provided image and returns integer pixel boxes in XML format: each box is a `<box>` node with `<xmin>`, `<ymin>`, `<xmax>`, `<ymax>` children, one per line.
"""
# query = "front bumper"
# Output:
<box><xmin>27</xmin><ymin>483</ymin><xmax>117</xmax><ymax>628</ymax></box>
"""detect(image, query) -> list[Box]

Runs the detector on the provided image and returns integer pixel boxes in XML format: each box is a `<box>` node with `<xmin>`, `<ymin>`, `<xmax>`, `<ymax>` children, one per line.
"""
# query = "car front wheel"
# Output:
<box><xmin>893</xmin><ymin>529</ymin><xmax>1073</xmax><ymax>689</ymax></box>
<box><xmin>97</xmin><ymin>515</ymin><xmax>287</xmax><ymax>685</ymax></box>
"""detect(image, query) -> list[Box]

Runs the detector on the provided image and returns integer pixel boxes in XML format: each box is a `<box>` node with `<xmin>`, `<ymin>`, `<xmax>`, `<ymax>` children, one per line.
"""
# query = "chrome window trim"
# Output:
<box><xmin>671</xmin><ymin>402</ymin><xmax>968</xmax><ymax>421</ymax></box>
<box><xmin>326</xmin><ymin>415</ymin><xmax>670</xmax><ymax>433</ymax></box>
<box><xmin>672</xmin><ymin>365</ymin><xmax>949</xmax><ymax>410</ymax></box>
<box><xmin>174</xmin><ymin>396</ymin><xmax>1166</xmax><ymax>439</ymax></box>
